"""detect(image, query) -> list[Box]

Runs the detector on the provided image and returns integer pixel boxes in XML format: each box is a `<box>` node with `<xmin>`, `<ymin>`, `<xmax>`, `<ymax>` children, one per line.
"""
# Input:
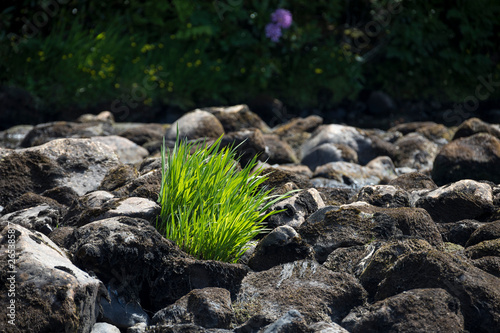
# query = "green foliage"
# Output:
<box><xmin>157</xmin><ymin>135</ymin><xmax>291</xmax><ymax>263</ymax></box>
<box><xmin>0</xmin><ymin>0</ymin><xmax>499</xmax><ymax>114</ymax></box>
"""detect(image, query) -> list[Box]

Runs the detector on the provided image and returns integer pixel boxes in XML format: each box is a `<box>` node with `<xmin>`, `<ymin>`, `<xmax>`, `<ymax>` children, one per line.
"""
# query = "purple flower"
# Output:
<box><xmin>265</xmin><ymin>23</ymin><xmax>282</xmax><ymax>42</ymax></box>
<box><xmin>271</xmin><ymin>8</ymin><xmax>292</xmax><ymax>29</ymax></box>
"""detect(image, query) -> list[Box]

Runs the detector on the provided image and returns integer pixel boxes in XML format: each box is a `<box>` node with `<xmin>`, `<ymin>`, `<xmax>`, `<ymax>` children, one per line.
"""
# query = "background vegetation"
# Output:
<box><xmin>1</xmin><ymin>0</ymin><xmax>499</xmax><ymax>124</ymax></box>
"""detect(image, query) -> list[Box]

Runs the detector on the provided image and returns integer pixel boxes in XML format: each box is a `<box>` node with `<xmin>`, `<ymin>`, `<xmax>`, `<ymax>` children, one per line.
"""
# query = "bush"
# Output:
<box><xmin>156</xmin><ymin>136</ymin><xmax>291</xmax><ymax>263</ymax></box>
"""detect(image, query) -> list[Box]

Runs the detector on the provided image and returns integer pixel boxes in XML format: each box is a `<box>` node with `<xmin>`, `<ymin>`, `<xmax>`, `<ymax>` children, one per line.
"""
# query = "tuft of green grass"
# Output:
<box><xmin>157</xmin><ymin>135</ymin><xmax>292</xmax><ymax>263</ymax></box>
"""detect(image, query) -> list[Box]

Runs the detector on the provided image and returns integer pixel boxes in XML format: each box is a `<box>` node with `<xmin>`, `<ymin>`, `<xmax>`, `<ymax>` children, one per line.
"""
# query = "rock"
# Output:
<box><xmin>323</xmin><ymin>245</ymin><xmax>368</xmax><ymax>276</ymax></box>
<box><xmin>127</xmin><ymin>322</ymin><xmax>148</xmax><ymax>333</ymax></box>
<box><xmin>234</xmin><ymin>260</ymin><xmax>367</xmax><ymax>325</ymax></box>
<box><xmin>364</xmin><ymin>156</ymin><xmax>397</xmax><ymax>182</ymax></box>
<box><xmin>247</xmin><ymin>226</ymin><xmax>314</xmax><ymax>271</ymax></box>
<box><xmin>259</xmin><ymin>167</ymin><xmax>312</xmax><ymax>195</ymax></box>
<box><xmin>308</xmin><ymin>321</ymin><xmax>350</xmax><ymax>333</ymax></box>
<box><xmin>392</xmin><ymin>133</ymin><xmax>439</xmax><ymax>172</ymax></box>
<box><xmin>20</xmin><ymin>120</ymin><xmax>114</xmax><ymax>147</ymax></box>
<box><xmin>301</xmin><ymin>124</ymin><xmax>376</xmax><ymax>165</ymax></box>
<box><xmin>273</xmin><ymin>116</ymin><xmax>323</xmax><ymax>136</ymax></box>
<box><xmin>260</xmin><ymin>310</ymin><xmax>309</xmax><ymax>333</ymax></box>
<box><xmin>165</xmin><ymin>109</ymin><xmax>224</xmax><ymax>140</ymax></box>
<box><xmin>367</xmin><ymin>90</ymin><xmax>397</xmax><ymax>115</ymax></box>
<box><xmin>99</xmin><ymin>197</ymin><xmax>160</xmax><ymax>222</ymax></box>
<box><xmin>388</xmin><ymin>121</ymin><xmax>438</xmax><ymax>135</ymax></box>
<box><xmin>2</xmin><ymin>191</ymin><xmax>63</xmax><ymax>214</ymax></box>
<box><xmin>91</xmin><ymin>136</ymin><xmax>149</xmax><ymax>164</ymax></box>
<box><xmin>313</xmin><ymin>162</ymin><xmax>382</xmax><ymax>189</ymax></box>
<box><xmin>0</xmin><ymin>204</ymin><xmax>61</xmax><ymax>235</ymax></box>
<box><xmin>41</xmin><ymin>186</ymin><xmax>80</xmax><ymax>207</ymax></box>
<box><xmin>465</xmin><ymin>239</ymin><xmax>500</xmax><ymax>259</ymax></box>
<box><xmin>204</xmin><ymin>104</ymin><xmax>271</xmax><ymax>133</ymax></box>
<box><xmin>298</xmin><ymin>203</ymin><xmax>443</xmax><ymax>263</ymax></box>
<box><xmin>0</xmin><ymin>223</ymin><xmax>104</xmax><ymax>333</ymax></box>
<box><xmin>77</xmin><ymin>111</ymin><xmax>115</xmax><ymax>123</ymax></box>
<box><xmin>301</xmin><ymin>143</ymin><xmax>347</xmax><ymax>171</ymax></box>
<box><xmin>416</xmin><ymin>123</ymin><xmax>454</xmax><ymax>144</ymax></box>
<box><xmin>375</xmin><ymin>249</ymin><xmax>500</xmax><ymax>332</ymax></box>
<box><xmin>315</xmin><ymin>187</ymin><xmax>357</xmax><ymax>206</ymax></box>
<box><xmin>387</xmin><ymin>172</ymin><xmax>438</xmax><ymax>192</ymax></box>
<box><xmin>100</xmin><ymin>285</ymin><xmax>150</xmax><ymax>329</ymax></box>
<box><xmin>466</xmin><ymin>220</ymin><xmax>500</xmax><ymax>247</ymax></box>
<box><xmin>0</xmin><ymin>124</ymin><xmax>33</xmax><ymax>149</ymax></box>
<box><xmin>453</xmin><ymin>117</ymin><xmax>500</xmax><ymax>140</ymax></box>
<box><xmin>0</xmin><ymin>150</ymin><xmax>65</xmax><ymax>207</ymax></box>
<box><xmin>113</xmin><ymin>169</ymin><xmax>162</xmax><ymax>202</ymax></box>
<box><xmin>341</xmin><ymin>288</ymin><xmax>464</xmax><ymax>333</ymax></box>
<box><xmin>353</xmin><ymin>185</ymin><xmax>410</xmax><ymax>208</ymax></box>
<box><xmin>415</xmin><ymin>180</ymin><xmax>495</xmax><ymax>222</ymax></box>
<box><xmin>271</xmin><ymin>164</ymin><xmax>313</xmax><ymax>179</ymax></box>
<box><xmin>99</xmin><ymin>165</ymin><xmax>139</xmax><ymax>192</ymax></box>
<box><xmin>220</xmin><ymin>129</ymin><xmax>267</xmax><ymax>166</ymax></box>
<box><xmin>63</xmin><ymin>191</ymin><xmax>115</xmax><ymax>227</ymax></box>
<box><xmin>266</xmin><ymin>189</ymin><xmax>325</xmax><ymax>229</ymax></box>
<box><xmin>48</xmin><ymin>226</ymin><xmax>77</xmax><ymax>250</ymax></box>
<box><xmin>118</xmin><ymin>124</ymin><xmax>166</xmax><ymax>146</ymax></box>
<box><xmin>138</xmin><ymin>157</ymin><xmax>161</xmax><ymax>175</ymax></box>
<box><xmin>432</xmin><ymin>133</ymin><xmax>500</xmax><ymax>185</ymax></box>
<box><xmin>438</xmin><ymin>220</ymin><xmax>484</xmax><ymax>246</ymax></box>
<box><xmin>262</xmin><ymin>134</ymin><xmax>298</xmax><ymax>164</ymax></box>
<box><xmin>152</xmin><ymin>287</ymin><xmax>234</xmax><ymax>329</ymax></box>
<box><xmin>472</xmin><ymin>256</ymin><xmax>500</xmax><ymax>278</ymax></box>
<box><xmin>70</xmin><ymin>217</ymin><xmax>248</xmax><ymax>312</ymax></box>
<box><xmin>91</xmin><ymin>322</ymin><xmax>121</xmax><ymax>333</ymax></box>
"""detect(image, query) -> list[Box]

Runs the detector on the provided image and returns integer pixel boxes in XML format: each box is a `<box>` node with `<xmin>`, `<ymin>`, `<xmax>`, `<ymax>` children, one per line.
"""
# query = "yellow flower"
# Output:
<box><xmin>195</xmin><ymin>49</ymin><xmax>200</xmax><ymax>54</ymax></box>
<box><xmin>68</xmin><ymin>53</ymin><xmax>73</xmax><ymax>58</ymax></box>
<box><xmin>26</xmin><ymin>57</ymin><xmax>31</xmax><ymax>62</ymax></box>
<box><xmin>167</xmin><ymin>86</ymin><xmax>173</xmax><ymax>92</ymax></box>
<box><xmin>62</xmin><ymin>55</ymin><xmax>67</xmax><ymax>60</ymax></box>
<box><xmin>96</xmin><ymin>32</ymin><xmax>105</xmax><ymax>40</ymax></box>
<box><xmin>240</xmin><ymin>68</ymin><xmax>246</xmax><ymax>74</ymax></box>
<box><xmin>215</xmin><ymin>66</ymin><xmax>221</xmax><ymax>71</ymax></box>
<box><xmin>38</xmin><ymin>51</ymin><xmax>44</xmax><ymax>57</ymax></box>
<box><xmin>159</xmin><ymin>43</ymin><xmax>164</xmax><ymax>49</ymax></box>
<box><xmin>170</xmin><ymin>34</ymin><xmax>176</xmax><ymax>40</ymax></box>
<box><xmin>315</xmin><ymin>68</ymin><xmax>323</xmax><ymax>74</ymax></box>
<box><xmin>131</xmin><ymin>42</ymin><xmax>137</xmax><ymax>47</ymax></box>
<box><xmin>187</xmin><ymin>23</ymin><xmax>192</xmax><ymax>28</ymax></box>
<box><xmin>187</xmin><ymin>62</ymin><xmax>193</xmax><ymax>67</ymax></box>
<box><xmin>114</xmin><ymin>83</ymin><xmax>120</xmax><ymax>88</ymax></box>
<box><xmin>195</xmin><ymin>60</ymin><xmax>201</xmax><ymax>66</ymax></box>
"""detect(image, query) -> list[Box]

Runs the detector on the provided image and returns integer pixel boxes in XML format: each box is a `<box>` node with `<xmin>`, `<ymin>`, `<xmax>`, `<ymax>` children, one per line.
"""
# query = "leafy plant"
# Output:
<box><xmin>157</xmin><ymin>135</ymin><xmax>292</xmax><ymax>263</ymax></box>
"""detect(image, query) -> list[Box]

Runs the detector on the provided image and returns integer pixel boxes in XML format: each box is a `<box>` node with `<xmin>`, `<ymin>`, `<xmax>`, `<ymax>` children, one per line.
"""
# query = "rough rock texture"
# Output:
<box><xmin>341</xmin><ymin>288</ymin><xmax>464</xmax><ymax>333</ymax></box>
<box><xmin>432</xmin><ymin>133</ymin><xmax>500</xmax><ymax>185</ymax></box>
<box><xmin>375</xmin><ymin>249</ymin><xmax>500</xmax><ymax>333</ymax></box>
<box><xmin>69</xmin><ymin>217</ymin><xmax>248</xmax><ymax>312</ymax></box>
<box><xmin>152</xmin><ymin>288</ymin><xmax>234</xmax><ymax>329</ymax></box>
<box><xmin>165</xmin><ymin>109</ymin><xmax>224</xmax><ymax>140</ymax></box>
<box><xmin>438</xmin><ymin>219</ymin><xmax>484</xmax><ymax>246</ymax></box>
<box><xmin>298</xmin><ymin>203</ymin><xmax>443</xmax><ymax>262</ymax></box>
<box><xmin>0</xmin><ymin>223</ymin><xmax>104</xmax><ymax>333</ymax></box>
<box><xmin>262</xmin><ymin>134</ymin><xmax>298</xmax><ymax>164</ymax></box>
<box><xmin>354</xmin><ymin>185</ymin><xmax>410</xmax><ymax>208</ymax></box>
<box><xmin>387</xmin><ymin>172</ymin><xmax>438</xmax><ymax>192</ymax></box>
<box><xmin>2</xmin><ymin>191</ymin><xmax>63</xmax><ymax>214</ymax></box>
<box><xmin>391</xmin><ymin>133</ymin><xmax>439</xmax><ymax>172</ymax></box>
<box><xmin>0</xmin><ymin>204</ymin><xmax>61</xmax><ymax>235</ymax></box>
<box><xmin>220</xmin><ymin>129</ymin><xmax>267</xmax><ymax>166</ymax></box>
<box><xmin>452</xmin><ymin>117</ymin><xmax>500</xmax><ymax>140</ymax></box>
<box><xmin>234</xmin><ymin>260</ymin><xmax>367</xmax><ymax>325</ymax></box>
<box><xmin>204</xmin><ymin>104</ymin><xmax>271</xmax><ymax>133</ymax></box>
<box><xmin>415</xmin><ymin>179</ymin><xmax>494</xmax><ymax>222</ymax></box>
<box><xmin>90</xmin><ymin>136</ymin><xmax>149</xmax><ymax>165</ymax></box>
<box><xmin>117</xmin><ymin>124</ymin><xmax>166</xmax><ymax>146</ymax></box>
<box><xmin>466</xmin><ymin>220</ymin><xmax>500</xmax><ymax>246</ymax></box>
<box><xmin>99</xmin><ymin>165</ymin><xmax>138</xmax><ymax>192</ymax></box>
<box><xmin>247</xmin><ymin>226</ymin><xmax>314</xmax><ymax>271</ymax></box>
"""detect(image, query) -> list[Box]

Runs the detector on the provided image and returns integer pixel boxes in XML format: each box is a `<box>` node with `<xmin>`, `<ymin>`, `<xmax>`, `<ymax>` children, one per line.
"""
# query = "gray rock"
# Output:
<box><xmin>261</xmin><ymin>310</ymin><xmax>308</xmax><ymax>333</ymax></box>
<box><xmin>313</xmin><ymin>162</ymin><xmax>381</xmax><ymax>189</ymax></box>
<box><xmin>308</xmin><ymin>321</ymin><xmax>350</xmax><ymax>333</ymax></box>
<box><xmin>263</xmin><ymin>134</ymin><xmax>298</xmax><ymax>164</ymax></box>
<box><xmin>301</xmin><ymin>124</ymin><xmax>376</xmax><ymax>165</ymax></box>
<box><xmin>91</xmin><ymin>322</ymin><xmax>121</xmax><ymax>333</ymax></box>
<box><xmin>0</xmin><ymin>204</ymin><xmax>60</xmax><ymax>234</ymax></box>
<box><xmin>387</xmin><ymin>171</ymin><xmax>438</xmax><ymax>192</ymax></box>
<box><xmin>341</xmin><ymin>288</ymin><xmax>464</xmax><ymax>333</ymax></box>
<box><xmin>100</xmin><ymin>286</ymin><xmax>150</xmax><ymax>328</ymax></box>
<box><xmin>466</xmin><ymin>220</ymin><xmax>500</xmax><ymax>246</ymax></box>
<box><xmin>0</xmin><ymin>223</ymin><xmax>104</xmax><ymax>333</ymax></box>
<box><xmin>234</xmin><ymin>260</ymin><xmax>367</xmax><ymax>325</ymax></box>
<box><xmin>266</xmin><ymin>189</ymin><xmax>325</xmax><ymax>229</ymax></box>
<box><xmin>100</xmin><ymin>197</ymin><xmax>160</xmax><ymax>222</ymax></box>
<box><xmin>301</xmin><ymin>143</ymin><xmax>344</xmax><ymax>171</ymax></box>
<box><xmin>99</xmin><ymin>165</ymin><xmax>139</xmax><ymax>192</ymax></box>
<box><xmin>416</xmin><ymin>180</ymin><xmax>495</xmax><ymax>222</ymax></box>
<box><xmin>118</xmin><ymin>123</ymin><xmax>166</xmax><ymax>146</ymax></box>
<box><xmin>472</xmin><ymin>256</ymin><xmax>500</xmax><ymax>278</ymax></box>
<box><xmin>127</xmin><ymin>322</ymin><xmax>148</xmax><ymax>333</ymax></box>
<box><xmin>375</xmin><ymin>249</ymin><xmax>500</xmax><ymax>332</ymax></box>
<box><xmin>438</xmin><ymin>219</ymin><xmax>484</xmax><ymax>246</ymax></box>
<box><xmin>453</xmin><ymin>117</ymin><xmax>500</xmax><ymax>140</ymax></box>
<box><xmin>0</xmin><ymin>124</ymin><xmax>33</xmax><ymax>149</ymax></box>
<box><xmin>70</xmin><ymin>217</ymin><xmax>248</xmax><ymax>312</ymax></box>
<box><xmin>91</xmin><ymin>135</ymin><xmax>149</xmax><ymax>165</ymax></box>
<box><xmin>153</xmin><ymin>287</ymin><xmax>234</xmax><ymax>329</ymax></box>
<box><xmin>204</xmin><ymin>104</ymin><xmax>271</xmax><ymax>133</ymax></box>
<box><xmin>165</xmin><ymin>109</ymin><xmax>224</xmax><ymax>140</ymax></box>
<box><xmin>392</xmin><ymin>133</ymin><xmax>438</xmax><ymax>173</ymax></box>
<box><xmin>247</xmin><ymin>226</ymin><xmax>314</xmax><ymax>271</ymax></box>
<box><xmin>465</xmin><ymin>239</ymin><xmax>500</xmax><ymax>259</ymax></box>
<box><xmin>220</xmin><ymin>129</ymin><xmax>268</xmax><ymax>166</ymax></box>
<box><xmin>432</xmin><ymin>133</ymin><xmax>500</xmax><ymax>185</ymax></box>
<box><xmin>354</xmin><ymin>185</ymin><xmax>410</xmax><ymax>208</ymax></box>
<box><xmin>299</xmin><ymin>203</ymin><xmax>443</xmax><ymax>263</ymax></box>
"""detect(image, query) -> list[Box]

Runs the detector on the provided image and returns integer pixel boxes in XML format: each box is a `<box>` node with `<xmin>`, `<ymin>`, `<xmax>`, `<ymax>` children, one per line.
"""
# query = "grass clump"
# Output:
<box><xmin>157</xmin><ymin>136</ymin><xmax>291</xmax><ymax>263</ymax></box>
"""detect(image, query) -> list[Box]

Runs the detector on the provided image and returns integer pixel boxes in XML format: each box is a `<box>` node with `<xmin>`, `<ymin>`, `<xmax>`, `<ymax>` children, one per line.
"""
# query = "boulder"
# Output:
<box><xmin>0</xmin><ymin>223</ymin><xmax>104</xmax><ymax>333</ymax></box>
<box><xmin>99</xmin><ymin>165</ymin><xmax>138</xmax><ymax>192</ymax></box>
<box><xmin>90</xmin><ymin>322</ymin><xmax>121</xmax><ymax>333</ymax></box>
<box><xmin>301</xmin><ymin>124</ymin><xmax>376</xmax><ymax>165</ymax></box>
<box><xmin>152</xmin><ymin>287</ymin><xmax>234</xmax><ymax>329</ymax></box>
<box><xmin>466</xmin><ymin>220</ymin><xmax>500</xmax><ymax>247</ymax></box>
<box><xmin>165</xmin><ymin>110</ymin><xmax>224</xmax><ymax>140</ymax></box>
<box><xmin>298</xmin><ymin>203</ymin><xmax>443</xmax><ymax>262</ymax></box>
<box><xmin>432</xmin><ymin>133</ymin><xmax>500</xmax><ymax>185</ymax></box>
<box><xmin>220</xmin><ymin>129</ymin><xmax>267</xmax><ymax>166</ymax></box>
<box><xmin>234</xmin><ymin>260</ymin><xmax>367</xmax><ymax>325</ymax></box>
<box><xmin>247</xmin><ymin>226</ymin><xmax>314</xmax><ymax>271</ymax></box>
<box><xmin>341</xmin><ymin>288</ymin><xmax>464</xmax><ymax>333</ymax></box>
<box><xmin>204</xmin><ymin>104</ymin><xmax>271</xmax><ymax>133</ymax></box>
<box><xmin>387</xmin><ymin>172</ymin><xmax>438</xmax><ymax>192</ymax></box>
<box><xmin>90</xmin><ymin>136</ymin><xmax>149</xmax><ymax>165</ymax></box>
<box><xmin>301</xmin><ymin>143</ymin><xmax>352</xmax><ymax>171</ymax></box>
<box><xmin>415</xmin><ymin>180</ymin><xmax>494</xmax><ymax>222</ymax></box>
<box><xmin>262</xmin><ymin>134</ymin><xmax>298</xmax><ymax>164</ymax></box>
<box><xmin>0</xmin><ymin>125</ymin><xmax>33</xmax><ymax>149</ymax></box>
<box><xmin>472</xmin><ymin>256</ymin><xmax>500</xmax><ymax>278</ymax></box>
<box><xmin>2</xmin><ymin>191</ymin><xmax>63</xmax><ymax>214</ymax></box>
<box><xmin>375</xmin><ymin>249</ymin><xmax>500</xmax><ymax>332</ymax></box>
<box><xmin>391</xmin><ymin>133</ymin><xmax>439</xmax><ymax>172</ymax></box>
<box><xmin>353</xmin><ymin>185</ymin><xmax>410</xmax><ymax>208</ymax></box>
<box><xmin>69</xmin><ymin>217</ymin><xmax>248</xmax><ymax>312</ymax></box>
<box><xmin>117</xmin><ymin>123</ymin><xmax>166</xmax><ymax>146</ymax></box>
<box><xmin>438</xmin><ymin>220</ymin><xmax>484</xmax><ymax>246</ymax></box>
<box><xmin>453</xmin><ymin>117</ymin><xmax>500</xmax><ymax>140</ymax></box>
<box><xmin>0</xmin><ymin>204</ymin><xmax>61</xmax><ymax>235</ymax></box>
<box><xmin>465</xmin><ymin>239</ymin><xmax>500</xmax><ymax>259</ymax></box>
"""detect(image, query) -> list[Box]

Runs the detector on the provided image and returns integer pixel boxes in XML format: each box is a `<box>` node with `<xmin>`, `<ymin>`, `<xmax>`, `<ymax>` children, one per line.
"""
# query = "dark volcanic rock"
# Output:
<box><xmin>220</xmin><ymin>129</ymin><xmax>268</xmax><ymax>166</ymax></box>
<box><xmin>0</xmin><ymin>204</ymin><xmax>61</xmax><ymax>235</ymax></box>
<box><xmin>99</xmin><ymin>165</ymin><xmax>139</xmax><ymax>192</ymax></box>
<box><xmin>415</xmin><ymin>179</ymin><xmax>494</xmax><ymax>222</ymax></box>
<box><xmin>438</xmin><ymin>220</ymin><xmax>484</xmax><ymax>246</ymax></box>
<box><xmin>341</xmin><ymin>288</ymin><xmax>464</xmax><ymax>333</ymax></box>
<box><xmin>2</xmin><ymin>191</ymin><xmax>63</xmax><ymax>214</ymax></box>
<box><xmin>453</xmin><ymin>117</ymin><xmax>500</xmax><ymax>140</ymax></box>
<box><xmin>353</xmin><ymin>185</ymin><xmax>410</xmax><ymax>208</ymax></box>
<box><xmin>298</xmin><ymin>203</ymin><xmax>443</xmax><ymax>263</ymax></box>
<box><xmin>375</xmin><ymin>249</ymin><xmax>500</xmax><ymax>333</ymax></box>
<box><xmin>432</xmin><ymin>133</ymin><xmax>500</xmax><ymax>185</ymax></box>
<box><xmin>234</xmin><ymin>260</ymin><xmax>367</xmax><ymax>325</ymax></box>
<box><xmin>388</xmin><ymin>172</ymin><xmax>438</xmax><ymax>192</ymax></box>
<box><xmin>466</xmin><ymin>220</ymin><xmax>500</xmax><ymax>247</ymax></box>
<box><xmin>204</xmin><ymin>104</ymin><xmax>271</xmax><ymax>133</ymax></box>
<box><xmin>262</xmin><ymin>133</ymin><xmax>298</xmax><ymax>164</ymax></box>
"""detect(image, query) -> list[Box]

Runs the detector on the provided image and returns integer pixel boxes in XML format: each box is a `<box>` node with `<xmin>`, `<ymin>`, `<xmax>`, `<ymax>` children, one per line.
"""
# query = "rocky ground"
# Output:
<box><xmin>0</xmin><ymin>105</ymin><xmax>499</xmax><ymax>333</ymax></box>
